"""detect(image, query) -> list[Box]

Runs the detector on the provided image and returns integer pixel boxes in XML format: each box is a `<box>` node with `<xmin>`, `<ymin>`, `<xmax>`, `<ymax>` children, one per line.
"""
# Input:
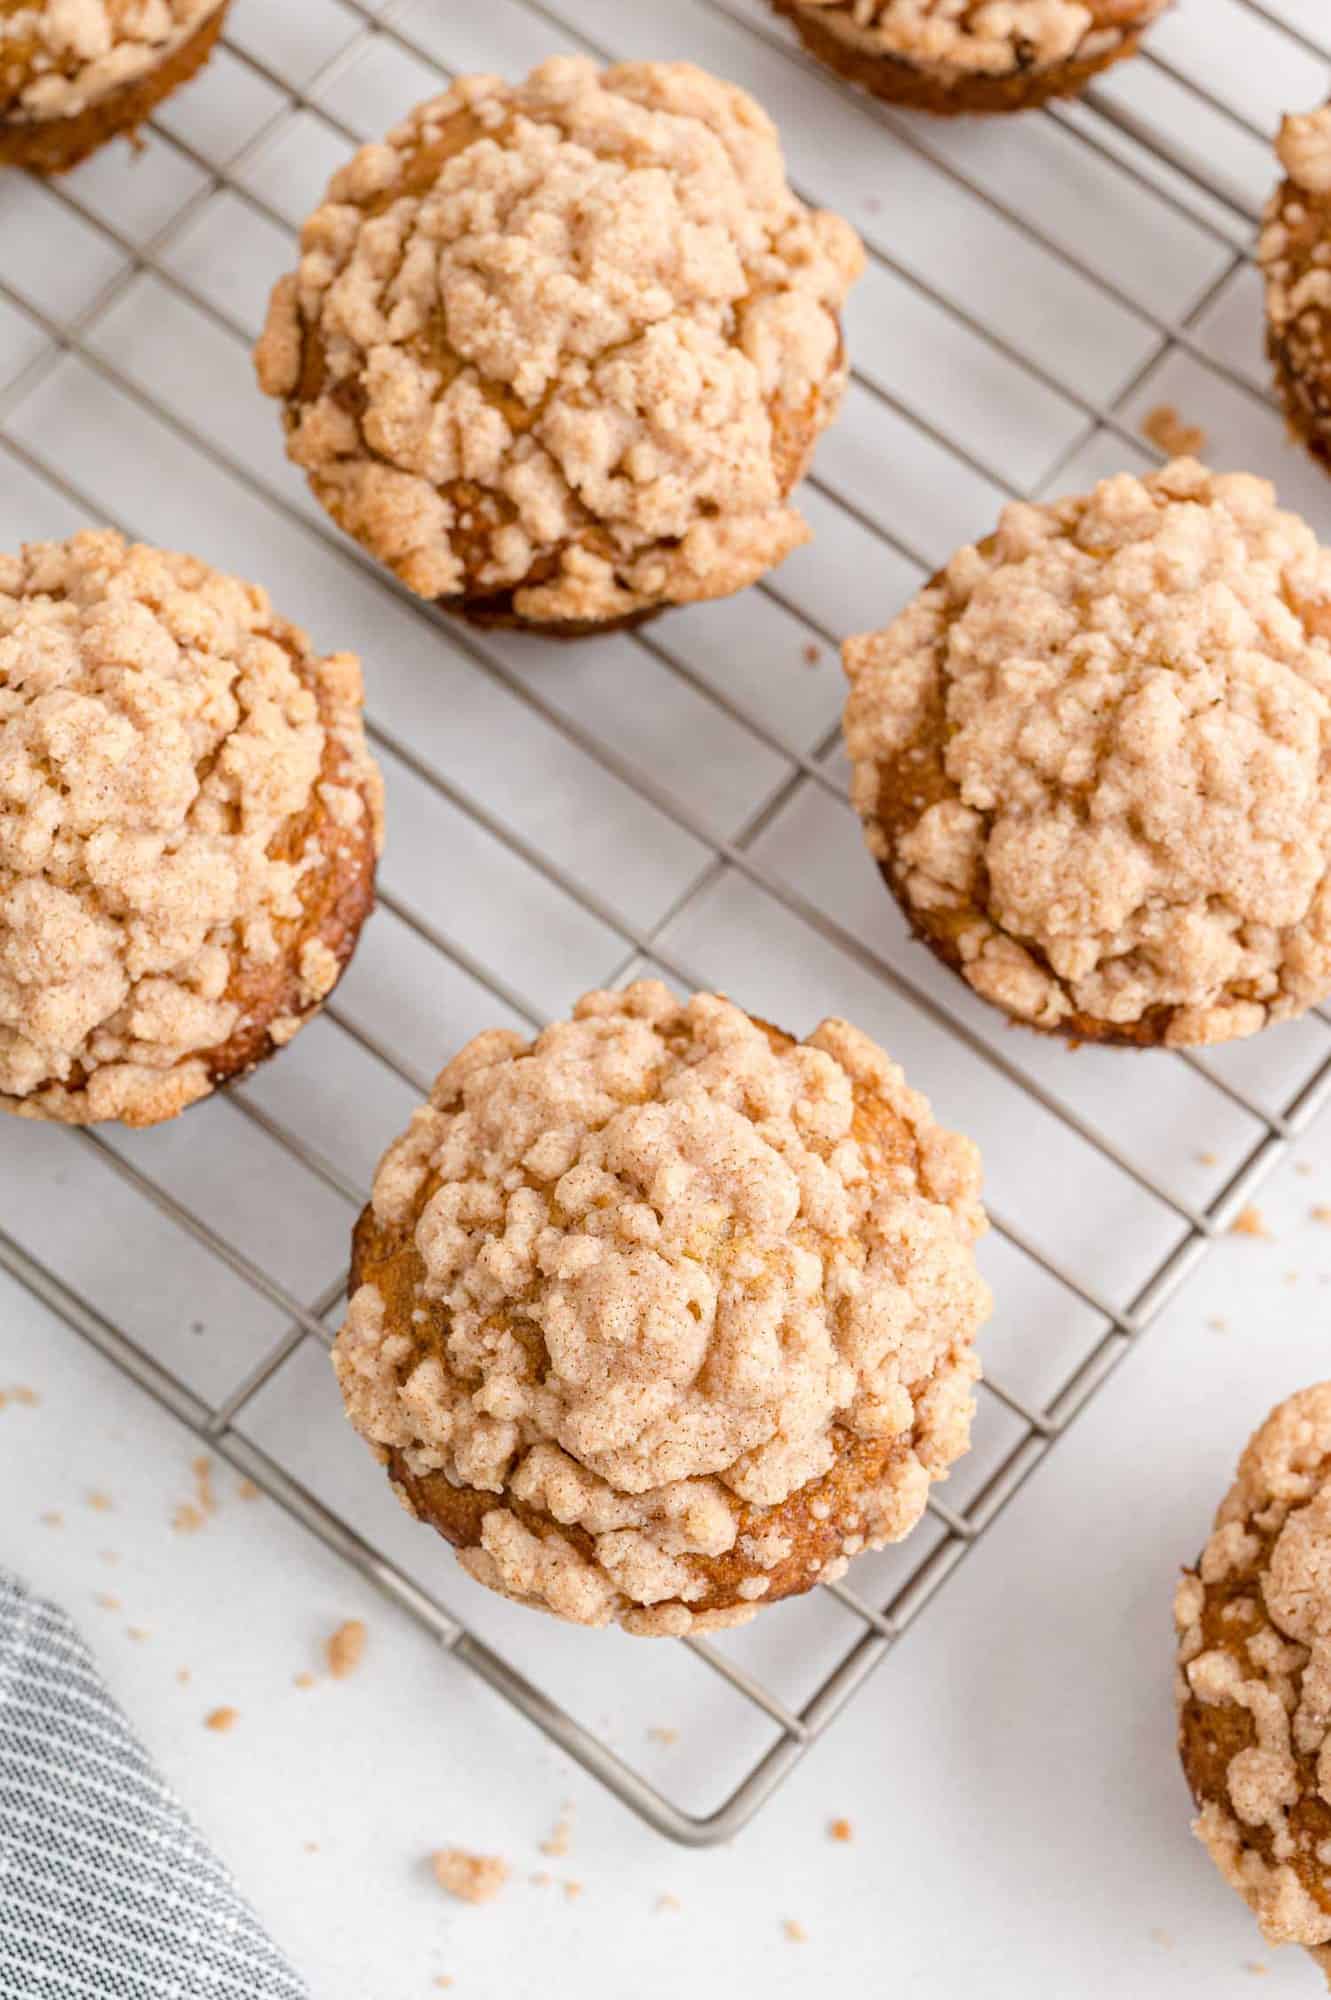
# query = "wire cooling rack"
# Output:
<box><xmin>2</xmin><ymin>0</ymin><xmax>1330</xmax><ymax>1846</ymax></box>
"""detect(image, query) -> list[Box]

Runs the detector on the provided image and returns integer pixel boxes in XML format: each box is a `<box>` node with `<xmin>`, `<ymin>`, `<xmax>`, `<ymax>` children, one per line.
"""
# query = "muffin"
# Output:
<box><xmin>254</xmin><ymin>56</ymin><xmax>864</xmax><ymax>638</ymax></box>
<box><xmin>843</xmin><ymin>459</ymin><xmax>1331</xmax><ymax>1050</ymax></box>
<box><xmin>1261</xmin><ymin>105</ymin><xmax>1331</xmax><ymax>474</ymax></box>
<box><xmin>767</xmin><ymin>0</ymin><xmax>1167</xmax><ymax>115</ymax></box>
<box><xmin>0</xmin><ymin>1</ymin><xmax>229</xmax><ymax>174</ymax></box>
<box><xmin>333</xmin><ymin>982</ymin><xmax>990</xmax><ymax>1635</ymax></box>
<box><xmin>1176</xmin><ymin>1385</ymin><xmax>1331</xmax><ymax>1985</ymax></box>
<box><xmin>0</xmin><ymin>530</ymin><xmax>383</xmax><ymax>1127</ymax></box>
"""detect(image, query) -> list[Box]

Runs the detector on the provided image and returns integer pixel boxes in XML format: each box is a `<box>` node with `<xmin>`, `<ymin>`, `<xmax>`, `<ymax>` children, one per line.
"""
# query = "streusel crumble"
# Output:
<box><xmin>255</xmin><ymin>56</ymin><xmax>863</xmax><ymax>636</ymax></box>
<box><xmin>0</xmin><ymin>1</ymin><xmax>230</xmax><ymax>173</ymax></box>
<box><xmin>1177</xmin><ymin>1384</ymin><xmax>1331</xmax><ymax>1986</ymax></box>
<box><xmin>843</xmin><ymin>459</ymin><xmax>1331</xmax><ymax>1048</ymax></box>
<box><xmin>333</xmin><ymin>982</ymin><xmax>989</xmax><ymax>1635</ymax></box>
<box><xmin>768</xmin><ymin>0</ymin><xmax>1168</xmax><ymax>115</ymax></box>
<box><xmin>0</xmin><ymin>530</ymin><xmax>382</xmax><ymax>1126</ymax></box>
<box><xmin>1261</xmin><ymin>105</ymin><xmax>1331</xmax><ymax>476</ymax></box>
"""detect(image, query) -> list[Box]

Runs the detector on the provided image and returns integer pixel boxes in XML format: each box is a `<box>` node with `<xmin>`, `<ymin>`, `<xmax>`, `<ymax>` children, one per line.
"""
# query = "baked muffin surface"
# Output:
<box><xmin>1261</xmin><ymin>106</ymin><xmax>1331</xmax><ymax>473</ymax></box>
<box><xmin>843</xmin><ymin>459</ymin><xmax>1331</xmax><ymax>1048</ymax></box>
<box><xmin>255</xmin><ymin>56</ymin><xmax>863</xmax><ymax>633</ymax></box>
<box><xmin>0</xmin><ymin>530</ymin><xmax>382</xmax><ymax>1126</ymax></box>
<box><xmin>1177</xmin><ymin>1385</ymin><xmax>1331</xmax><ymax>1985</ymax></box>
<box><xmin>334</xmin><ymin>982</ymin><xmax>990</xmax><ymax>1635</ymax></box>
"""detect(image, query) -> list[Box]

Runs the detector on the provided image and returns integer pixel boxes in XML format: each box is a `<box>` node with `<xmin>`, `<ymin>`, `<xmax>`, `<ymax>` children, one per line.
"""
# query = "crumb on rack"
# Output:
<box><xmin>94</xmin><ymin>1593</ymin><xmax>121</xmax><ymax>1612</ymax></box>
<box><xmin>1297</xmin><ymin>1161</ymin><xmax>1314</xmax><ymax>1177</ymax></box>
<box><xmin>205</xmin><ymin>1707</ymin><xmax>239</xmax><ymax>1734</ymax></box>
<box><xmin>1245</xmin><ymin>1965</ymin><xmax>1269</xmax><ymax>1977</ymax></box>
<box><xmin>99</xmin><ymin>1549</ymin><xmax>120</xmax><ymax>1566</ymax></box>
<box><xmin>177</xmin><ymin>1667</ymin><xmax>192</xmax><ymax>1685</ymax></box>
<box><xmin>1196</xmin><ymin>1150</ymin><xmax>1218</xmax><ymax>1167</ymax></box>
<box><xmin>86</xmin><ymin>1490</ymin><xmax>113</xmax><ymax>1512</ymax></box>
<box><xmin>783</xmin><ymin>1920</ymin><xmax>808</xmax><ymax>1944</ymax></box>
<box><xmin>1229</xmin><ymin>1205</ymin><xmax>1270</xmax><ymax>1239</ymax></box>
<box><xmin>563</xmin><ymin>1879</ymin><xmax>583</xmax><ymax>1901</ymax></box>
<box><xmin>802</xmin><ymin>643</ymin><xmax>822</xmax><ymax>666</ymax></box>
<box><xmin>173</xmin><ymin>1503</ymin><xmax>205</xmax><ymax>1534</ymax></box>
<box><xmin>828</xmin><ymin>1817</ymin><xmax>853</xmax><ymax>1843</ymax></box>
<box><xmin>1141</xmin><ymin>404</ymin><xmax>1208</xmax><ymax>457</ymax></box>
<box><xmin>194</xmin><ymin>1455</ymin><xmax>217</xmax><ymax>1516</ymax></box>
<box><xmin>431</xmin><ymin>1849</ymin><xmax>508</xmax><ymax>1906</ymax></box>
<box><xmin>540</xmin><ymin>1804</ymin><xmax>574</xmax><ymax>1858</ymax></box>
<box><xmin>126</xmin><ymin>1627</ymin><xmax>151</xmax><ymax>1643</ymax></box>
<box><xmin>2</xmin><ymin>1385</ymin><xmax>40</xmax><ymax>1408</ymax></box>
<box><xmin>434</xmin><ymin>1981</ymin><xmax>454</xmax><ymax>1992</ymax></box>
<box><xmin>1312</xmin><ymin>1206</ymin><xmax>1331</xmax><ymax>1225</ymax></box>
<box><xmin>39</xmin><ymin>1511</ymin><xmax>62</xmax><ymax>1529</ymax></box>
<box><xmin>1208</xmin><ymin>1316</ymin><xmax>1228</xmax><ymax>1333</ymax></box>
<box><xmin>1149</xmin><ymin>1928</ymin><xmax>1173</xmax><ymax>1950</ymax></box>
<box><xmin>325</xmin><ymin>1619</ymin><xmax>367</xmax><ymax>1680</ymax></box>
<box><xmin>294</xmin><ymin>1671</ymin><xmax>316</xmax><ymax>1690</ymax></box>
<box><xmin>647</xmin><ymin>1726</ymin><xmax>679</xmax><ymax>1745</ymax></box>
<box><xmin>656</xmin><ymin>1893</ymin><xmax>681</xmax><ymax>1913</ymax></box>
<box><xmin>304</xmin><ymin>1841</ymin><xmax>319</xmax><ymax>1854</ymax></box>
<box><xmin>237</xmin><ymin>1477</ymin><xmax>260</xmax><ymax>1501</ymax></box>
<box><xmin>530</xmin><ymin>1871</ymin><xmax>552</xmax><ymax>1887</ymax></box>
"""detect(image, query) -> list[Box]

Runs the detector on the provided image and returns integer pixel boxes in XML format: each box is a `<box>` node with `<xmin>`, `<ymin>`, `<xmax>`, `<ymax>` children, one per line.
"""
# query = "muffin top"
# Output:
<box><xmin>1176</xmin><ymin>1384</ymin><xmax>1331</xmax><ymax>1971</ymax></box>
<box><xmin>0</xmin><ymin>530</ymin><xmax>382</xmax><ymax>1126</ymax></box>
<box><xmin>1261</xmin><ymin>106</ymin><xmax>1331</xmax><ymax>386</ymax></box>
<box><xmin>0</xmin><ymin>0</ymin><xmax>217</xmax><ymax>121</ymax></box>
<box><xmin>334</xmin><ymin>981</ymin><xmax>989</xmax><ymax>1634</ymax></box>
<box><xmin>785</xmin><ymin>0</ymin><xmax>1165</xmax><ymax>75</ymax></box>
<box><xmin>843</xmin><ymin>459</ymin><xmax>1331</xmax><ymax>1047</ymax></box>
<box><xmin>254</xmin><ymin>56</ymin><xmax>863</xmax><ymax>626</ymax></box>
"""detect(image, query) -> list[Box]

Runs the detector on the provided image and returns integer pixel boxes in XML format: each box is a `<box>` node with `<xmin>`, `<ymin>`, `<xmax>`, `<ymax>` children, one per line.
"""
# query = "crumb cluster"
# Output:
<box><xmin>781</xmin><ymin>0</ymin><xmax>1166</xmax><ymax>76</ymax></box>
<box><xmin>1176</xmin><ymin>1384</ymin><xmax>1331</xmax><ymax>1982</ymax></box>
<box><xmin>255</xmin><ymin>56</ymin><xmax>862</xmax><ymax>626</ymax></box>
<box><xmin>432</xmin><ymin>1849</ymin><xmax>508</xmax><ymax>1906</ymax></box>
<box><xmin>334</xmin><ymin>981</ymin><xmax>989</xmax><ymax>1635</ymax></box>
<box><xmin>1261</xmin><ymin>107</ymin><xmax>1331</xmax><ymax>469</ymax></box>
<box><xmin>843</xmin><ymin>460</ymin><xmax>1331</xmax><ymax>1047</ymax></box>
<box><xmin>0</xmin><ymin>0</ymin><xmax>219</xmax><ymax>120</ymax></box>
<box><xmin>0</xmin><ymin>530</ymin><xmax>382</xmax><ymax>1126</ymax></box>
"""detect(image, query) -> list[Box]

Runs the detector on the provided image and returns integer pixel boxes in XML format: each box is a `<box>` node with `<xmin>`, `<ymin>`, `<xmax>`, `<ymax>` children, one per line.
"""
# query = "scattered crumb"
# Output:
<box><xmin>99</xmin><ymin>1549</ymin><xmax>120</xmax><ymax>1566</ymax></box>
<box><xmin>828</xmin><ymin>1817</ymin><xmax>853</xmax><ymax>1843</ymax></box>
<box><xmin>325</xmin><ymin>1619</ymin><xmax>367</xmax><ymax>1681</ymax></box>
<box><xmin>1245</xmin><ymin>1964</ymin><xmax>1269</xmax><ymax>1977</ymax></box>
<box><xmin>237</xmin><ymin>1477</ymin><xmax>260</xmax><ymax>1501</ymax></box>
<box><xmin>1311</xmin><ymin>1205</ymin><xmax>1331</xmax><ymax>1225</ymax></box>
<box><xmin>176</xmin><ymin>1668</ymin><xmax>192</xmax><ymax>1685</ymax></box>
<box><xmin>563</xmin><ymin>1880</ymin><xmax>583</xmax><ymax>1902</ymax></box>
<box><xmin>126</xmin><ymin>1627</ymin><xmax>151</xmax><ymax>1643</ymax></box>
<box><xmin>304</xmin><ymin>1841</ymin><xmax>319</xmax><ymax>1854</ymax></box>
<box><xmin>1150</xmin><ymin>1927</ymin><xmax>1174</xmax><ymax>1950</ymax></box>
<box><xmin>647</xmin><ymin>1726</ymin><xmax>679</xmax><ymax>1746</ymax></box>
<box><xmin>293</xmin><ymin>1671</ymin><xmax>317</xmax><ymax>1691</ymax></box>
<box><xmin>86</xmin><ymin>1490</ymin><xmax>112</xmax><ymax>1512</ymax></box>
<box><xmin>434</xmin><ymin>1982</ymin><xmax>454</xmax><ymax>1992</ymax></box>
<box><xmin>4</xmin><ymin>1385</ymin><xmax>40</xmax><ymax>1407</ymax></box>
<box><xmin>205</xmin><ymin>1707</ymin><xmax>239</xmax><ymax>1734</ymax></box>
<box><xmin>1229</xmin><ymin>1205</ymin><xmax>1270</xmax><ymax>1239</ymax></box>
<box><xmin>94</xmin><ymin>1593</ymin><xmax>121</xmax><ymax>1612</ymax></box>
<box><xmin>656</xmin><ymin>1893</ymin><xmax>681</xmax><ymax>1913</ymax></box>
<box><xmin>39</xmin><ymin>1511</ymin><xmax>63</xmax><ymax>1529</ymax></box>
<box><xmin>172</xmin><ymin>1503</ymin><xmax>206</xmax><ymax>1535</ymax></box>
<box><xmin>1196</xmin><ymin>1150</ymin><xmax>1218</xmax><ymax>1167</ymax></box>
<box><xmin>530</xmin><ymin>1871</ymin><xmax>552</xmax><ymax>1887</ymax></box>
<box><xmin>431</xmin><ymin>1850</ymin><xmax>508</xmax><ymax>1906</ymax></box>
<box><xmin>1141</xmin><ymin>403</ymin><xmax>1208</xmax><ymax>457</ymax></box>
<box><xmin>1285</xmin><ymin>1270</ymin><xmax>1300</xmax><ymax>1285</ymax></box>
<box><xmin>540</xmin><ymin>1804</ymin><xmax>574</xmax><ymax>1858</ymax></box>
<box><xmin>783</xmin><ymin>1920</ymin><xmax>807</xmax><ymax>1944</ymax></box>
<box><xmin>802</xmin><ymin>643</ymin><xmax>821</xmax><ymax>666</ymax></box>
<box><xmin>1208</xmin><ymin>1316</ymin><xmax>1228</xmax><ymax>1333</ymax></box>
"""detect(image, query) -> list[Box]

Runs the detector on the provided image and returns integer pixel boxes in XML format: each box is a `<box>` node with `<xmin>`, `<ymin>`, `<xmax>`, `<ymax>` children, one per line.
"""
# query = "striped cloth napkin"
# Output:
<box><xmin>0</xmin><ymin>1572</ymin><xmax>307</xmax><ymax>2000</ymax></box>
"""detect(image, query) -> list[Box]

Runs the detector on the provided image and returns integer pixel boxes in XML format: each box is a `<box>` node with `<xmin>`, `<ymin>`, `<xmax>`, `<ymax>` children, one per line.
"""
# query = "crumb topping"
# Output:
<box><xmin>843</xmin><ymin>460</ymin><xmax>1331</xmax><ymax>1046</ymax></box>
<box><xmin>0</xmin><ymin>530</ymin><xmax>381</xmax><ymax>1126</ymax></box>
<box><xmin>785</xmin><ymin>0</ymin><xmax>1166</xmax><ymax>77</ymax></box>
<box><xmin>1176</xmin><ymin>1384</ymin><xmax>1331</xmax><ymax>1971</ymax></box>
<box><xmin>334</xmin><ymin>981</ymin><xmax>989</xmax><ymax>1634</ymax></box>
<box><xmin>1261</xmin><ymin>106</ymin><xmax>1331</xmax><ymax>472</ymax></box>
<box><xmin>255</xmin><ymin>56</ymin><xmax>863</xmax><ymax>624</ymax></box>
<box><xmin>0</xmin><ymin>0</ymin><xmax>219</xmax><ymax>121</ymax></box>
<box><xmin>325</xmin><ymin>1618</ymin><xmax>367</xmax><ymax>1679</ymax></box>
<box><xmin>432</xmin><ymin>1849</ymin><xmax>508</xmax><ymax>1906</ymax></box>
<box><xmin>1141</xmin><ymin>403</ymin><xmax>1207</xmax><ymax>458</ymax></box>
<box><xmin>1276</xmin><ymin>107</ymin><xmax>1331</xmax><ymax>199</ymax></box>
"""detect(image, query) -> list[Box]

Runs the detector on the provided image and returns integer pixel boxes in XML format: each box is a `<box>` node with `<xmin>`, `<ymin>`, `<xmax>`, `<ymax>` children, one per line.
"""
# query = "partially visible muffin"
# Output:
<box><xmin>843</xmin><ymin>459</ymin><xmax>1331</xmax><ymax>1049</ymax></box>
<box><xmin>1176</xmin><ymin>1385</ymin><xmax>1331</xmax><ymax>1986</ymax></box>
<box><xmin>333</xmin><ymin>982</ymin><xmax>990</xmax><ymax>1635</ymax></box>
<box><xmin>0</xmin><ymin>1</ymin><xmax>230</xmax><ymax>174</ymax></box>
<box><xmin>1261</xmin><ymin>105</ymin><xmax>1331</xmax><ymax>474</ymax></box>
<box><xmin>0</xmin><ymin>530</ymin><xmax>383</xmax><ymax>1127</ymax></box>
<box><xmin>768</xmin><ymin>0</ymin><xmax>1168</xmax><ymax>115</ymax></box>
<box><xmin>255</xmin><ymin>56</ymin><xmax>864</xmax><ymax>637</ymax></box>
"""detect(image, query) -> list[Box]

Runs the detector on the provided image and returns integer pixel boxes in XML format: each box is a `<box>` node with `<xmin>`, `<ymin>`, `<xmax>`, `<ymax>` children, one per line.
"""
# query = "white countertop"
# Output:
<box><xmin>4</xmin><ymin>0</ymin><xmax>1331</xmax><ymax>1994</ymax></box>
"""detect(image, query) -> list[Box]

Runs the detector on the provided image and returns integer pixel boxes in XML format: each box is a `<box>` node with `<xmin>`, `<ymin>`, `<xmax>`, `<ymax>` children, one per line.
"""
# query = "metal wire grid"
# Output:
<box><xmin>1</xmin><ymin>0</ymin><xmax>1329</xmax><ymax>1844</ymax></box>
